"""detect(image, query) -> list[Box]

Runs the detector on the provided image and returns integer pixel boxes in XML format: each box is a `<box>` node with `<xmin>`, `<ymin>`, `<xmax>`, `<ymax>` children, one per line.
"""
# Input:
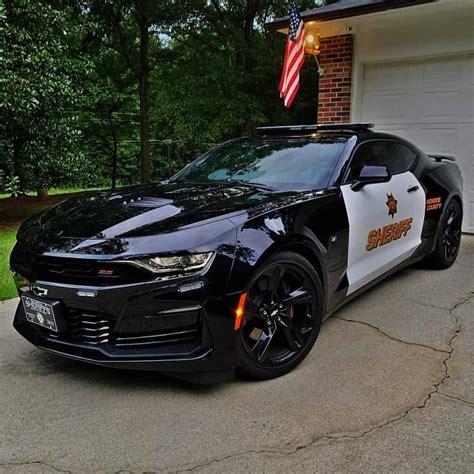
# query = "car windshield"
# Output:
<box><xmin>173</xmin><ymin>138</ymin><xmax>347</xmax><ymax>191</ymax></box>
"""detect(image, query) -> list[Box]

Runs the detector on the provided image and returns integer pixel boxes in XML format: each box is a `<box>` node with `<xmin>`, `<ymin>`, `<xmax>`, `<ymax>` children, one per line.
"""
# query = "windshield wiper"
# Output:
<box><xmin>226</xmin><ymin>179</ymin><xmax>276</xmax><ymax>191</ymax></box>
<box><xmin>172</xmin><ymin>177</ymin><xmax>276</xmax><ymax>191</ymax></box>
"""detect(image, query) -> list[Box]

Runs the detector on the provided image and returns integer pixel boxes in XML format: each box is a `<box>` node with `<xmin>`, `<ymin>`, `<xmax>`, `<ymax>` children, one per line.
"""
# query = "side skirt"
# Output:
<box><xmin>326</xmin><ymin>251</ymin><xmax>426</xmax><ymax>319</ymax></box>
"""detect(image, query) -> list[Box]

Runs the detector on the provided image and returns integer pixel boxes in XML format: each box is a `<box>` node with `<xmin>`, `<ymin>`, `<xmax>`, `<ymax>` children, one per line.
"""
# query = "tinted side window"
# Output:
<box><xmin>346</xmin><ymin>141</ymin><xmax>417</xmax><ymax>181</ymax></box>
<box><xmin>389</xmin><ymin>143</ymin><xmax>417</xmax><ymax>174</ymax></box>
<box><xmin>346</xmin><ymin>142</ymin><xmax>391</xmax><ymax>181</ymax></box>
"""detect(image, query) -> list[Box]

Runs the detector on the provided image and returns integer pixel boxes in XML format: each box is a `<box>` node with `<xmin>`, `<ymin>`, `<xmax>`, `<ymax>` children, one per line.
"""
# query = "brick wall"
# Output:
<box><xmin>317</xmin><ymin>34</ymin><xmax>353</xmax><ymax>124</ymax></box>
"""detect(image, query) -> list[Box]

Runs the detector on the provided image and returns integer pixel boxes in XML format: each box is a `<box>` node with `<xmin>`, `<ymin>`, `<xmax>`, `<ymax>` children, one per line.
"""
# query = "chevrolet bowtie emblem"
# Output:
<box><xmin>31</xmin><ymin>285</ymin><xmax>48</xmax><ymax>297</ymax></box>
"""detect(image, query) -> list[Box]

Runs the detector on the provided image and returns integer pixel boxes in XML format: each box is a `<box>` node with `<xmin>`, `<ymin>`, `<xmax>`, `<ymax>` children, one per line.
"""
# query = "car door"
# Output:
<box><xmin>340</xmin><ymin>141</ymin><xmax>426</xmax><ymax>295</ymax></box>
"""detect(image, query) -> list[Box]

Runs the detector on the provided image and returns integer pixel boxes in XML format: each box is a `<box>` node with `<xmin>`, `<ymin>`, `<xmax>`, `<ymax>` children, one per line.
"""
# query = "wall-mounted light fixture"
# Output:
<box><xmin>305</xmin><ymin>32</ymin><xmax>324</xmax><ymax>76</ymax></box>
<box><xmin>304</xmin><ymin>32</ymin><xmax>320</xmax><ymax>56</ymax></box>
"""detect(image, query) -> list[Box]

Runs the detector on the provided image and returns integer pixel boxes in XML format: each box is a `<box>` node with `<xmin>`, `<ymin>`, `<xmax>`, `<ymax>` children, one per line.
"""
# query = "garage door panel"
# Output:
<box><xmin>361</xmin><ymin>92</ymin><xmax>410</xmax><ymax>123</ymax></box>
<box><xmin>363</xmin><ymin>88</ymin><xmax>474</xmax><ymax>124</ymax></box>
<box><xmin>459</xmin><ymin>123</ymin><xmax>474</xmax><ymax>223</ymax></box>
<box><xmin>363</xmin><ymin>62</ymin><xmax>421</xmax><ymax>90</ymax></box>
<box><xmin>413</xmin><ymin>126</ymin><xmax>458</xmax><ymax>155</ymax></box>
<box><xmin>361</xmin><ymin>54</ymin><xmax>474</xmax><ymax>232</ymax></box>
<box><xmin>419</xmin><ymin>89</ymin><xmax>473</xmax><ymax>122</ymax></box>
<box><xmin>422</xmin><ymin>55</ymin><xmax>474</xmax><ymax>86</ymax></box>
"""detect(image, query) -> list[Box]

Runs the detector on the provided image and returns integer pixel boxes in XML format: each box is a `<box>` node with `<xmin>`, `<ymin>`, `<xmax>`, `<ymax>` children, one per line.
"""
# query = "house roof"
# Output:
<box><xmin>265</xmin><ymin>0</ymin><xmax>436</xmax><ymax>31</ymax></box>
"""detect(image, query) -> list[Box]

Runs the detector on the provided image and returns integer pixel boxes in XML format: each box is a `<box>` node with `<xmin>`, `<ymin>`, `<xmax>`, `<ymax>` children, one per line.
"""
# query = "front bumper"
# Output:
<box><xmin>12</xmin><ymin>274</ymin><xmax>241</xmax><ymax>384</ymax></box>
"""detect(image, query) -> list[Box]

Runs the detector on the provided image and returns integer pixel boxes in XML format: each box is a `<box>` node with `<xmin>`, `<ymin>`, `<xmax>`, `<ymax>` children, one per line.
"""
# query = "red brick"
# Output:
<box><xmin>317</xmin><ymin>34</ymin><xmax>353</xmax><ymax>123</ymax></box>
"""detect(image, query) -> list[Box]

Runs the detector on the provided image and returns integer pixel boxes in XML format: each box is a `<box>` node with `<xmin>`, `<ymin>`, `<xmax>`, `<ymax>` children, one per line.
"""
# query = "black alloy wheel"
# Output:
<box><xmin>442</xmin><ymin>203</ymin><xmax>462</xmax><ymax>261</ymax></box>
<box><xmin>426</xmin><ymin>199</ymin><xmax>463</xmax><ymax>269</ymax></box>
<box><xmin>238</xmin><ymin>251</ymin><xmax>323</xmax><ymax>380</ymax></box>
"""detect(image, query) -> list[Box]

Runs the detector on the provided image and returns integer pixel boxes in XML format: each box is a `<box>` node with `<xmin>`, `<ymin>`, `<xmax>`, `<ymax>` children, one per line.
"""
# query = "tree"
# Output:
<box><xmin>81</xmin><ymin>0</ymin><xmax>184</xmax><ymax>184</ymax></box>
<box><xmin>76</xmin><ymin>14</ymin><xmax>138</xmax><ymax>190</ymax></box>
<box><xmin>148</xmin><ymin>0</ymin><xmax>318</xmax><ymax>174</ymax></box>
<box><xmin>136</xmin><ymin>0</ymin><xmax>151</xmax><ymax>184</ymax></box>
<box><xmin>79</xmin><ymin>63</ymin><xmax>135</xmax><ymax>189</ymax></box>
<box><xmin>0</xmin><ymin>0</ymin><xmax>85</xmax><ymax>196</ymax></box>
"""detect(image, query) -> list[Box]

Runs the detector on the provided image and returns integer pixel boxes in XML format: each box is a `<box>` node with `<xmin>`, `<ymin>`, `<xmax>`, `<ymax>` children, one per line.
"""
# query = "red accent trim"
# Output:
<box><xmin>97</xmin><ymin>269</ymin><xmax>114</xmax><ymax>276</ymax></box>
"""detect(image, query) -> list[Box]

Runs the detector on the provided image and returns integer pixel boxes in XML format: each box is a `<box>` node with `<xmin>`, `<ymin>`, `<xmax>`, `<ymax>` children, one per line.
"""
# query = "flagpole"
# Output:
<box><xmin>313</xmin><ymin>54</ymin><xmax>324</xmax><ymax>76</ymax></box>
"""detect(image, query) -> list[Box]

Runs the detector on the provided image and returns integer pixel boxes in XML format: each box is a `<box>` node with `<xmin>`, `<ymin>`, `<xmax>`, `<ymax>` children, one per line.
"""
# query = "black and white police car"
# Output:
<box><xmin>11</xmin><ymin>123</ymin><xmax>463</xmax><ymax>383</ymax></box>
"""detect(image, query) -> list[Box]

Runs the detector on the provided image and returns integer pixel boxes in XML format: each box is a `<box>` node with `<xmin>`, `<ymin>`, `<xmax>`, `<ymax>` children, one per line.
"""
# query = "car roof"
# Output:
<box><xmin>254</xmin><ymin>124</ymin><xmax>415</xmax><ymax>148</ymax></box>
<box><xmin>255</xmin><ymin>123</ymin><xmax>373</xmax><ymax>138</ymax></box>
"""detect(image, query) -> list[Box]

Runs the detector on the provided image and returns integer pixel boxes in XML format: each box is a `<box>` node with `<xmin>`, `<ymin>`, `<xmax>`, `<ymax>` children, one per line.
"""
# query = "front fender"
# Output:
<box><xmin>225</xmin><ymin>192</ymin><xmax>348</xmax><ymax>304</ymax></box>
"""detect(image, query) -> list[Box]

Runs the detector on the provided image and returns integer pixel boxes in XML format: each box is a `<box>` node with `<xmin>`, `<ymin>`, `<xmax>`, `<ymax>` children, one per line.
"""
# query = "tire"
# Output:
<box><xmin>237</xmin><ymin>251</ymin><xmax>324</xmax><ymax>380</ymax></box>
<box><xmin>425</xmin><ymin>199</ymin><xmax>462</xmax><ymax>269</ymax></box>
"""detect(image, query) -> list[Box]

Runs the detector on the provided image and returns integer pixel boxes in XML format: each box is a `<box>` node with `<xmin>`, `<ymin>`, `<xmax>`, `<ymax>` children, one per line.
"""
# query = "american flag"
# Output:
<box><xmin>279</xmin><ymin>1</ymin><xmax>306</xmax><ymax>108</ymax></box>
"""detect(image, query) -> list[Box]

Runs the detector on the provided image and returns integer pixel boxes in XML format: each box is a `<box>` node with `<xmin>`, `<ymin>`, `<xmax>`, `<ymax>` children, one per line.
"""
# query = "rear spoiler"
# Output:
<box><xmin>428</xmin><ymin>154</ymin><xmax>456</xmax><ymax>163</ymax></box>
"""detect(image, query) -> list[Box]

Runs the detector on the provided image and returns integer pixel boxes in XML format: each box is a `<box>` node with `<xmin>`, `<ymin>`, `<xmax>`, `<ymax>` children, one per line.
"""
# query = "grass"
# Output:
<box><xmin>0</xmin><ymin>230</ymin><xmax>17</xmax><ymax>300</ymax></box>
<box><xmin>0</xmin><ymin>186</ymin><xmax>107</xmax><ymax>200</ymax></box>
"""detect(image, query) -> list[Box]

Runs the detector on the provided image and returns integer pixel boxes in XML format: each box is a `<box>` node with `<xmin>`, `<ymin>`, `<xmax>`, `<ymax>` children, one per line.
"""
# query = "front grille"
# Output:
<box><xmin>50</xmin><ymin>309</ymin><xmax>201</xmax><ymax>349</ymax></box>
<box><xmin>64</xmin><ymin>310</ymin><xmax>112</xmax><ymax>345</ymax></box>
<box><xmin>22</xmin><ymin>249</ymin><xmax>151</xmax><ymax>286</ymax></box>
<box><xmin>113</xmin><ymin>328</ymin><xmax>198</xmax><ymax>347</ymax></box>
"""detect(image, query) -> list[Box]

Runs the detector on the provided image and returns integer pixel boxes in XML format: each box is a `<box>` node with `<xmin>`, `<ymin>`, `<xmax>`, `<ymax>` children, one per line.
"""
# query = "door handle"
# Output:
<box><xmin>407</xmin><ymin>185</ymin><xmax>419</xmax><ymax>193</ymax></box>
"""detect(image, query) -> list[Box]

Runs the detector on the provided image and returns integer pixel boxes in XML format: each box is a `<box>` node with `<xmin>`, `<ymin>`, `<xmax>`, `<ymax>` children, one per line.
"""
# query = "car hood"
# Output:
<box><xmin>29</xmin><ymin>182</ymin><xmax>235</xmax><ymax>236</ymax></box>
<box><xmin>41</xmin><ymin>181</ymin><xmax>290</xmax><ymax>236</ymax></box>
<box><xmin>16</xmin><ymin>182</ymin><xmax>333</xmax><ymax>256</ymax></box>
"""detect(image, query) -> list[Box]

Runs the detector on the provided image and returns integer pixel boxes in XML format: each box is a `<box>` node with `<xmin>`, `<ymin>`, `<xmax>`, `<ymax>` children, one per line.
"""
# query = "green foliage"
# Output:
<box><xmin>4</xmin><ymin>175</ymin><xmax>20</xmax><ymax>197</ymax></box>
<box><xmin>0</xmin><ymin>0</ymin><xmax>341</xmax><ymax>192</ymax></box>
<box><xmin>150</xmin><ymin>0</ymin><xmax>320</xmax><ymax>175</ymax></box>
<box><xmin>0</xmin><ymin>0</ymin><xmax>88</xmax><ymax>192</ymax></box>
<box><xmin>77</xmin><ymin>34</ymin><xmax>139</xmax><ymax>187</ymax></box>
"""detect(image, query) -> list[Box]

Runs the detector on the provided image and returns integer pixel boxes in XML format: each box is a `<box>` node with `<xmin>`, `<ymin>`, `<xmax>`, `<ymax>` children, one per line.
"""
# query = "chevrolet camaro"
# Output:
<box><xmin>10</xmin><ymin>123</ymin><xmax>463</xmax><ymax>383</ymax></box>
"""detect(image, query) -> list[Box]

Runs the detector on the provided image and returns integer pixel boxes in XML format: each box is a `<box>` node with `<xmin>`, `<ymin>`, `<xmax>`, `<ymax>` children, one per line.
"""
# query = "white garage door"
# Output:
<box><xmin>360</xmin><ymin>54</ymin><xmax>474</xmax><ymax>233</ymax></box>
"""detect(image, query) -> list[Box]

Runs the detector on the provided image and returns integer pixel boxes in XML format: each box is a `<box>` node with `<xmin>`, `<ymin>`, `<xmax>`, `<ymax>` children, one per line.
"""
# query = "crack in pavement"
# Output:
<box><xmin>407</xmin><ymin>290</ymin><xmax>474</xmax><ymax>312</ymax></box>
<box><xmin>449</xmin><ymin>291</ymin><xmax>474</xmax><ymax>312</ymax></box>
<box><xmin>0</xmin><ymin>460</ymin><xmax>70</xmax><ymax>473</ymax></box>
<box><xmin>164</xmin><ymin>292</ymin><xmax>473</xmax><ymax>473</ymax></box>
<box><xmin>333</xmin><ymin>316</ymin><xmax>450</xmax><ymax>354</ymax></box>
<box><xmin>437</xmin><ymin>392</ymin><xmax>474</xmax><ymax>407</ymax></box>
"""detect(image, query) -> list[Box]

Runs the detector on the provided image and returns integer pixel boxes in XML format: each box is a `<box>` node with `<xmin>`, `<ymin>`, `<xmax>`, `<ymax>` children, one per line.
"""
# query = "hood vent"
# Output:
<box><xmin>123</xmin><ymin>197</ymin><xmax>174</xmax><ymax>208</ymax></box>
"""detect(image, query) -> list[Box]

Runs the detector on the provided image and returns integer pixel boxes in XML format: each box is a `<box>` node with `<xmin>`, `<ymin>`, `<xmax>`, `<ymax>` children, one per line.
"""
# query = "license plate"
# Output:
<box><xmin>22</xmin><ymin>295</ymin><xmax>59</xmax><ymax>332</ymax></box>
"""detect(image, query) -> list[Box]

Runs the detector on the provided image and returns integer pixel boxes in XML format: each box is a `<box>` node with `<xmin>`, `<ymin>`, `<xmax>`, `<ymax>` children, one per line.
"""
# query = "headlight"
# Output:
<box><xmin>123</xmin><ymin>252</ymin><xmax>214</xmax><ymax>275</ymax></box>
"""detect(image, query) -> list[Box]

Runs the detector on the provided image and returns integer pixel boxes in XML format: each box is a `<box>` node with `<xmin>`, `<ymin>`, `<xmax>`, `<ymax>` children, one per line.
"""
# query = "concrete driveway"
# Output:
<box><xmin>1</xmin><ymin>237</ymin><xmax>473</xmax><ymax>473</ymax></box>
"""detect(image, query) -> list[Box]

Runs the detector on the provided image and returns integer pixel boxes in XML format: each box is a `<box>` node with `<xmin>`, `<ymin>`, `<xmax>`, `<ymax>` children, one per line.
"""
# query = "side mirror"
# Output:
<box><xmin>350</xmin><ymin>165</ymin><xmax>391</xmax><ymax>191</ymax></box>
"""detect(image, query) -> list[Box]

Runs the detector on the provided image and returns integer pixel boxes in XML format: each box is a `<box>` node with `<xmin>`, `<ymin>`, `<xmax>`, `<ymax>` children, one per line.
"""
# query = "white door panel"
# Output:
<box><xmin>341</xmin><ymin>172</ymin><xmax>426</xmax><ymax>295</ymax></box>
<box><xmin>360</xmin><ymin>54</ymin><xmax>474</xmax><ymax>232</ymax></box>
